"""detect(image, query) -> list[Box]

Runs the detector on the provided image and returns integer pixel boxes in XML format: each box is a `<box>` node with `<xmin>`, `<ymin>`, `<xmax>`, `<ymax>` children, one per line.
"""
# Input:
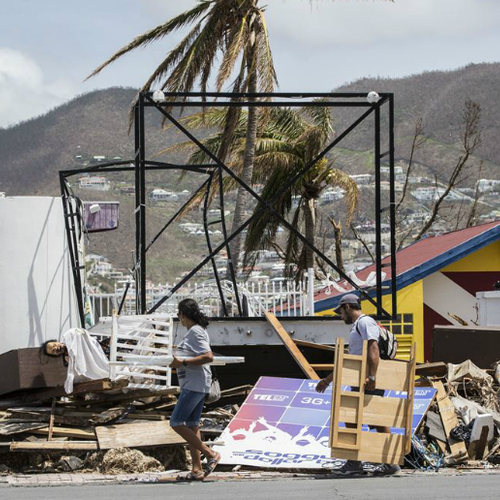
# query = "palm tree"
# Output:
<box><xmin>243</xmin><ymin>106</ymin><xmax>359</xmax><ymax>280</ymax></box>
<box><xmin>87</xmin><ymin>0</ymin><xmax>278</xmax><ymax>275</ymax></box>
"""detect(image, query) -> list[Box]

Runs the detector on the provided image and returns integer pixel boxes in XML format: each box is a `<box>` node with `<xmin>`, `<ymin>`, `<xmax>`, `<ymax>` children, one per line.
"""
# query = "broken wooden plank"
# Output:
<box><xmin>18</xmin><ymin>378</ymin><xmax>129</xmax><ymax>404</ymax></box>
<box><xmin>95</xmin><ymin>420</ymin><xmax>185</xmax><ymax>449</ymax></box>
<box><xmin>6</xmin><ymin>411</ymin><xmax>91</xmax><ymax>427</ymax></box>
<box><xmin>10</xmin><ymin>441</ymin><xmax>98</xmax><ymax>451</ymax></box>
<box><xmin>48</xmin><ymin>397</ymin><xmax>56</xmax><ymax>441</ymax></box>
<box><xmin>416</xmin><ymin>361</ymin><xmax>447</xmax><ymax>378</ymax></box>
<box><xmin>0</xmin><ymin>421</ymin><xmax>46</xmax><ymax>436</ymax></box>
<box><xmin>125</xmin><ymin>413</ymin><xmax>165</xmax><ymax>421</ymax></box>
<box><xmin>220</xmin><ymin>385</ymin><xmax>253</xmax><ymax>395</ymax></box>
<box><xmin>425</xmin><ymin>410</ymin><xmax>447</xmax><ymax>443</ymax></box>
<box><xmin>56</xmin><ymin>387</ymin><xmax>178</xmax><ymax>407</ymax></box>
<box><xmin>265</xmin><ymin>312</ymin><xmax>320</xmax><ymax>379</ymax></box>
<box><xmin>31</xmin><ymin>426</ymin><xmax>96</xmax><ymax>440</ymax></box>
<box><xmin>292</xmin><ymin>339</ymin><xmax>336</xmax><ymax>352</ymax></box>
<box><xmin>89</xmin><ymin>406</ymin><xmax>128</xmax><ymax>425</ymax></box>
<box><xmin>432</xmin><ymin>380</ymin><xmax>468</xmax><ymax>462</ymax></box>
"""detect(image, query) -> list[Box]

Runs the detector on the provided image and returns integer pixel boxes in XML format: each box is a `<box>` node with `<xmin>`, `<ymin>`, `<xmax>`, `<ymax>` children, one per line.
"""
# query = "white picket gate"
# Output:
<box><xmin>91</xmin><ymin>313</ymin><xmax>175</xmax><ymax>390</ymax></box>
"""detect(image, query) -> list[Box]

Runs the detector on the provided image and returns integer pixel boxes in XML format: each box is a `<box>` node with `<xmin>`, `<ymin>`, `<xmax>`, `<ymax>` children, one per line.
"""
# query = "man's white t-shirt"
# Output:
<box><xmin>348</xmin><ymin>315</ymin><xmax>380</xmax><ymax>355</ymax></box>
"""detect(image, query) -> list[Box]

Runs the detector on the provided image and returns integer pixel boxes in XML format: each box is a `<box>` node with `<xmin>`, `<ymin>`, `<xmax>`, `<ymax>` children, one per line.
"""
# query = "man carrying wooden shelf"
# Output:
<box><xmin>316</xmin><ymin>293</ymin><xmax>400</xmax><ymax>476</ymax></box>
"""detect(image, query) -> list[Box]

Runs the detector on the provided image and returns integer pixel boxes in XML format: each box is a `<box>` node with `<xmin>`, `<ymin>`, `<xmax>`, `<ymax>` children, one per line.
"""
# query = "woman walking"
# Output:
<box><xmin>170</xmin><ymin>298</ymin><xmax>220</xmax><ymax>481</ymax></box>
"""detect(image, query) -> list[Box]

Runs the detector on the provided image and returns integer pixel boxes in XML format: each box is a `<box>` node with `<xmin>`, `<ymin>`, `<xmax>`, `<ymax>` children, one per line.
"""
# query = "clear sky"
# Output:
<box><xmin>1</xmin><ymin>0</ymin><xmax>499</xmax><ymax>128</ymax></box>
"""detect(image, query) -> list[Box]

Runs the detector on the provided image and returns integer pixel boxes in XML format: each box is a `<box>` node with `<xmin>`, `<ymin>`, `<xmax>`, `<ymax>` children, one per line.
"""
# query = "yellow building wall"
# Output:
<box><xmin>316</xmin><ymin>280</ymin><xmax>425</xmax><ymax>362</ymax></box>
<box><xmin>441</xmin><ymin>240</ymin><xmax>500</xmax><ymax>272</ymax></box>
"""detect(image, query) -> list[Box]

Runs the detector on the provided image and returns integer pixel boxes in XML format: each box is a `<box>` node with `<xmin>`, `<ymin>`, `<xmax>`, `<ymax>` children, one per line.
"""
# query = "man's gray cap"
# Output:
<box><xmin>334</xmin><ymin>293</ymin><xmax>360</xmax><ymax>314</ymax></box>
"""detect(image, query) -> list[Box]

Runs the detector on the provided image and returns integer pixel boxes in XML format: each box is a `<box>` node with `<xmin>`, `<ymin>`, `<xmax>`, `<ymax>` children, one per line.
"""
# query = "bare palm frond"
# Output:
<box><xmin>86</xmin><ymin>1</ymin><xmax>213</xmax><ymax>80</ymax></box>
<box><xmin>254</xmin><ymin>11</ymin><xmax>278</xmax><ymax>93</ymax></box>
<box><xmin>164</xmin><ymin>11</ymin><xmax>226</xmax><ymax>93</ymax></box>
<box><xmin>216</xmin><ymin>15</ymin><xmax>248</xmax><ymax>90</ymax></box>
<box><xmin>138</xmin><ymin>21</ymin><xmax>204</xmax><ymax>93</ymax></box>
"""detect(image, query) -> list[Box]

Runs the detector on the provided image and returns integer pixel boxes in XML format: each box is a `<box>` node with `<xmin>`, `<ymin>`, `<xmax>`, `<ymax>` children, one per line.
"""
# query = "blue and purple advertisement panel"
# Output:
<box><xmin>214</xmin><ymin>376</ymin><xmax>436</xmax><ymax>469</ymax></box>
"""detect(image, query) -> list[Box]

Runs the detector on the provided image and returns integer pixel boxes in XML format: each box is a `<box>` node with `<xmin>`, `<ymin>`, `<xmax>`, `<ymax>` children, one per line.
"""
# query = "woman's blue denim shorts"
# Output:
<box><xmin>170</xmin><ymin>389</ymin><xmax>206</xmax><ymax>427</ymax></box>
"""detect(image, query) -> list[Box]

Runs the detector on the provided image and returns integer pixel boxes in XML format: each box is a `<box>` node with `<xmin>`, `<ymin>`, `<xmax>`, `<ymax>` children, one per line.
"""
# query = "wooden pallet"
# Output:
<box><xmin>329</xmin><ymin>338</ymin><xmax>416</xmax><ymax>465</ymax></box>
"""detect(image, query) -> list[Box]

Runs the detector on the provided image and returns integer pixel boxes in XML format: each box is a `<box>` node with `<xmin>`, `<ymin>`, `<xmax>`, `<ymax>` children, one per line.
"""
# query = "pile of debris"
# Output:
<box><xmin>0</xmin><ymin>377</ymin><xmax>250</xmax><ymax>475</ymax></box>
<box><xmin>412</xmin><ymin>359</ymin><xmax>500</xmax><ymax>470</ymax></box>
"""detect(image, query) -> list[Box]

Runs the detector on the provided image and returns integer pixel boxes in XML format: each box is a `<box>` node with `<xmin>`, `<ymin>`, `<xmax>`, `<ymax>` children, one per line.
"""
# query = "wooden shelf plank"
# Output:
<box><xmin>331</xmin><ymin>432</ymin><xmax>406</xmax><ymax>465</ymax></box>
<box><xmin>341</xmin><ymin>358</ymin><xmax>410</xmax><ymax>392</ymax></box>
<box><xmin>310</xmin><ymin>364</ymin><xmax>334</xmax><ymax>371</ymax></box>
<box><xmin>339</xmin><ymin>394</ymin><xmax>408</xmax><ymax>428</ymax></box>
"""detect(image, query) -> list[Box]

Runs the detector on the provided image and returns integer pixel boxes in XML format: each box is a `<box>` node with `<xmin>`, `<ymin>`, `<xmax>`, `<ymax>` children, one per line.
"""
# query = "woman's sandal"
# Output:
<box><xmin>176</xmin><ymin>470</ymin><xmax>205</xmax><ymax>482</ymax></box>
<box><xmin>203</xmin><ymin>452</ymin><xmax>221</xmax><ymax>477</ymax></box>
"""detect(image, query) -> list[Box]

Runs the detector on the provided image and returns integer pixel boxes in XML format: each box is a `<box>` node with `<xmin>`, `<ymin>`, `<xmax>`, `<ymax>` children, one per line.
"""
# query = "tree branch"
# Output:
<box><xmin>413</xmin><ymin>100</ymin><xmax>482</xmax><ymax>242</ymax></box>
<box><xmin>350</xmin><ymin>223</ymin><xmax>375</xmax><ymax>263</ymax></box>
<box><xmin>396</xmin><ymin>116</ymin><xmax>426</xmax><ymax>212</ymax></box>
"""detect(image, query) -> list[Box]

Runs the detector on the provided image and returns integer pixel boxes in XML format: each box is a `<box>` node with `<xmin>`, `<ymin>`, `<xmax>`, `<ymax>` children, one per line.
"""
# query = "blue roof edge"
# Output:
<box><xmin>315</xmin><ymin>223</ymin><xmax>500</xmax><ymax>313</ymax></box>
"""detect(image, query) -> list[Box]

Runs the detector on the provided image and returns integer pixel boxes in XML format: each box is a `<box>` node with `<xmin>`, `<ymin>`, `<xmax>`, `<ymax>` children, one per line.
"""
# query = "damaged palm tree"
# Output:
<box><xmin>87</xmin><ymin>0</ymin><xmax>278</xmax><ymax>276</ymax></box>
<box><xmin>243</xmin><ymin>106</ymin><xmax>358</xmax><ymax>281</ymax></box>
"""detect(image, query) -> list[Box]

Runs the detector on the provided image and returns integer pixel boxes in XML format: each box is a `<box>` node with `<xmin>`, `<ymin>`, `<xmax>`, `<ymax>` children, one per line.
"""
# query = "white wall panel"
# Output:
<box><xmin>0</xmin><ymin>197</ymin><xmax>79</xmax><ymax>354</ymax></box>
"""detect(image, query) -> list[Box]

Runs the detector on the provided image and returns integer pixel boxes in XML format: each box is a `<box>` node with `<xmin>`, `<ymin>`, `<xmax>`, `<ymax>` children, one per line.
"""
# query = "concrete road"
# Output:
<box><xmin>0</xmin><ymin>474</ymin><xmax>498</xmax><ymax>500</ymax></box>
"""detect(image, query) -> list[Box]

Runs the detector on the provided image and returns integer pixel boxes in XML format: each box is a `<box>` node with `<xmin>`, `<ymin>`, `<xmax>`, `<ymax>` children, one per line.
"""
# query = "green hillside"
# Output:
<box><xmin>1</xmin><ymin>63</ymin><xmax>500</xmax><ymax>282</ymax></box>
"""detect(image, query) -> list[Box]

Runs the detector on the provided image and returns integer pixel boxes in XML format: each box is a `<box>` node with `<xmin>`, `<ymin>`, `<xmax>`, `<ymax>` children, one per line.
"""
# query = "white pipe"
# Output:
<box><xmin>110</xmin><ymin>311</ymin><xmax>118</xmax><ymax>380</ymax></box>
<box><xmin>307</xmin><ymin>268</ymin><xmax>315</xmax><ymax>317</ymax></box>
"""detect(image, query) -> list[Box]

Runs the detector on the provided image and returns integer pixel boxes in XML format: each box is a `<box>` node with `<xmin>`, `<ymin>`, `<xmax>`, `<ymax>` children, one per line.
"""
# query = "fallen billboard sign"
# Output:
<box><xmin>214</xmin><ymin>376</ymin><xmax>436</xmax><ymax>469</ymax></box>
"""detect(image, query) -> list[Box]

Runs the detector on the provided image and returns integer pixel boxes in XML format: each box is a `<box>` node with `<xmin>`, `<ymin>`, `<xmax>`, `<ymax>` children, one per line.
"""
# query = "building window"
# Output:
<box><xmin>380</xmin><ymin>313</ymin><xmax>413</xmax><ymax>335</ymax></box>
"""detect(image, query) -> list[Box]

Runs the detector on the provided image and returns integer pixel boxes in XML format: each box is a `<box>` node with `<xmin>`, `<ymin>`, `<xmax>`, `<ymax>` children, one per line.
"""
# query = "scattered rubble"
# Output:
<box><xmin>0</xmin><ymin>355</ymin><xmax>499</xmax><ymax>476</ymax></box>
<box><xmin>0</xmin><ymin>378</ymin><xmax>247</xmax><ymax>474</ymax></box>
<box><xmin>412</xmin><ymin>358</ymin><xmax>500</xmax><ymax>470</ymax></box>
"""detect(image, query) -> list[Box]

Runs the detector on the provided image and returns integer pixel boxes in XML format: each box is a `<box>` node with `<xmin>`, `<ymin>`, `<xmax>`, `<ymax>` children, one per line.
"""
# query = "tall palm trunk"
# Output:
<box><xmin>226</xmin><ymin>53</ymin><xmax>259</xmax><ymax>280</ymax></box>
<box><xmin>304</xmin><ymin>198</ymin><xmax>316</xmax><ymax>270</ymax></box>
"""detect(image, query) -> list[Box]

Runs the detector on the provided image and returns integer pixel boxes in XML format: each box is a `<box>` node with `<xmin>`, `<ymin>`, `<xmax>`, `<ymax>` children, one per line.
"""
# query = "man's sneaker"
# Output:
<box><xmin>332</xmin><ymin>460</ymin><xmax>365</xmax><ymax>476</ymax></box>
<box><xmin>372</xmin><ymin>463</ymin><xmax>401</xmax><ymax>476</ymax></box>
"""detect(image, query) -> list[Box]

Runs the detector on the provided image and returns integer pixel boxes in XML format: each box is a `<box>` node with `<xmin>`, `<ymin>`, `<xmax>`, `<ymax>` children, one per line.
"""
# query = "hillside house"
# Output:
<box><xmin>411</xmin><ymin>186</ymin><xmax>470</xmax><ymax>203</ymax></box>
<box><xmin>149</xmin><ymin>189</ymin><xmax>178</xmax><ymax>202</ymax></box>
<box><xmin>380</xmin><ymin>165</ymin><xmax>404</xmax><ymax>176</ymax></box>
<box><xmin>78</xmin><ymin>176</ymin><xmax>111</xmax><ymax>191</ymax></box>
<box><xmin>476</xmin><ymin>179</ymin><xmax>500</xmax><ymax>192</ymax></box>
<box><xmin>350</xmin><ymin>174</ymin><xmax>373</xmax><ymax>185</ymax></box>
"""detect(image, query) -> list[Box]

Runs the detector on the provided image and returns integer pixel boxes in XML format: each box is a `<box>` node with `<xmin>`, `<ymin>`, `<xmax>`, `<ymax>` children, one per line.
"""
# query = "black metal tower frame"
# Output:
<box><xmin>60</xmin><ymin>91</ymin><xmax>397</xmax><ymax>324</ymax></box>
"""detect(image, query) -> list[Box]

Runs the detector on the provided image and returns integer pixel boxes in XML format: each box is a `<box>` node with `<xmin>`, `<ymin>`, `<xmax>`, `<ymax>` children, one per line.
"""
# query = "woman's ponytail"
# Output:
<box><xmin>178</xmin><ymin>298</ymin><xmax>209</xmax><ymax>328</ymax></box>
